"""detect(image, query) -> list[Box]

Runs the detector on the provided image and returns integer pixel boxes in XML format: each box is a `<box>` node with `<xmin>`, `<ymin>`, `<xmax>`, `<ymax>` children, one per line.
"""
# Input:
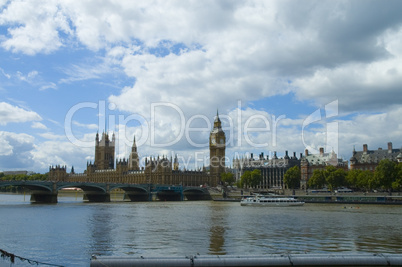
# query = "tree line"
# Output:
<box><xmin>0</xmin><ymin>173</ymin><xmax>48</xmax><ymax>192</ymax></box>
<box><xmin>219</xmin><ymin>159</ymin><xmax>402</xmax><ymax>193</ymax></box>
<box><xmin>283</xmin><ymin>159</ymin><xmax>402</xmax><ymax>192</ymax></box>
<box><xmin>220</xmin><ymin>170</ymin><xmax>263</xmax><ymax>188</ymax></box>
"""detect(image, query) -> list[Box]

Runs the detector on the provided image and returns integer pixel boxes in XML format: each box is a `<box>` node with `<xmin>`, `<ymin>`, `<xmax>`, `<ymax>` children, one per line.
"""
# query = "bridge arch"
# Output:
<box><xmin>109</xmin><ymin>184</ymin><xmax>150</xmax><ymax>201</ymax></box>
<box><xmin>57</xmin><ymin>182</ymin><xmax>110</xmax><ymax>202</ymax></box>
<box><xmin>0</xmin><ymin>181</ymin><xmax>211</xmax><ymax>202</ymax></box>
<box><xmin>0</xmin><ymin>181</ymin><xmax>53</xmax><ymax>192</ymax></box>
<box><xmin>183</xmin><ymin>187</ymin><xmax>211</xmax><ymax>200</ymax></box>
<box><xmin>0</xmin><ymin>181</ymin><xmax>57</xmax><ymax>203</ymax></box>
<box><xmin>56</xmin><ymin>183</ymin><xmax>106</xmax><ymax>193</ymax></box>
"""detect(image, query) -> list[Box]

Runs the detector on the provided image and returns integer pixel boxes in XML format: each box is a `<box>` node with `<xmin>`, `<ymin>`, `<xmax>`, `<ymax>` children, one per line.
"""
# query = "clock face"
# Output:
<box><xmin>211</xmin><ymin>136</ymin><xmax>216</xmax><ymax>144</ymax></box>
<box><xmin>220</xmin><ymin>138</ymin><xmax>224</xmax><ymax>144</ymax></box>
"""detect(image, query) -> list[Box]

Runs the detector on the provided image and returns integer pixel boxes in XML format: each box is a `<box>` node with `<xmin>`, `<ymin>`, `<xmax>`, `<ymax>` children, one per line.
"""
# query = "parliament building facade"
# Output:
<box><xmin>49</xmin><ymin>113</ymin><xmax>226</xmax><ymax>187</ymax></box>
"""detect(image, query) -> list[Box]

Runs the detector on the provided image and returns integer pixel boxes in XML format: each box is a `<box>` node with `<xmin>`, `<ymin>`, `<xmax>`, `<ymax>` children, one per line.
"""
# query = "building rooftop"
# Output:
<box><xmin>302</xmin><ymin>148</ymin><xmax>347</xmax><ymax>166</ymax></box>
<box><xmin>350</xmin><ymin>142</ymin><xmax>402</xmax><ymax>164</ymax></box>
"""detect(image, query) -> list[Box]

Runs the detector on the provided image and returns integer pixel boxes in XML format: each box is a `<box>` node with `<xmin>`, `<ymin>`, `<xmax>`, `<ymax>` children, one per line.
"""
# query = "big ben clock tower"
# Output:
<box><xmin>210</xmin><ymin>110</ymin><xmax>226</xmax><ymax>186</ymax></box>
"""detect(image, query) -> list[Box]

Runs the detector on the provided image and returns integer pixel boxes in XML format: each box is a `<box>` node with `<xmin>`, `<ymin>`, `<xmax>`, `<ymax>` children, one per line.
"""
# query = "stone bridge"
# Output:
<box><xmin>0</xmin><ymin>180</ymin><xmax>211</xmax><ymax>203</ymax></box>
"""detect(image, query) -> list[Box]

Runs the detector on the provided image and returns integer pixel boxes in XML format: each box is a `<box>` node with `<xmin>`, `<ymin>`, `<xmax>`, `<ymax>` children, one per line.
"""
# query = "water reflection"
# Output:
<box><xmin>208</xmin><ymin>203</ymin><xmax>227</xmax><ymax>255</ymax></box>
<box><xmin>209</xmin><ymin>225</ymin><xmax>225</xmax><ymax>255</ymax></box>
<box><xmin>88</xmin><ymin>204</ymin><xmax>114</xmax><ymax>256</ymax></box>
<box><xmin>355</xmin><ymin>236</ymin><xmax>402</xmax><ymax>253</ymax></box>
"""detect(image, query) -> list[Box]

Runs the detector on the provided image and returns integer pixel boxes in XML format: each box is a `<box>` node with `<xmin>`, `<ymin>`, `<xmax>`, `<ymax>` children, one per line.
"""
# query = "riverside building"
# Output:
<box><xmin>349</xmin><ymin>142</ymin><xmax>402</xmax><ymax>171</ymax></box>
<box><xmin>300</xmin><ymin>147</ymin><xmax>348</xmax><ymax>190</ymax></box>
<box><xmin>232</xmin><ymin>151</ymin><xmax>301</xmax><ymax>190</ymax></box>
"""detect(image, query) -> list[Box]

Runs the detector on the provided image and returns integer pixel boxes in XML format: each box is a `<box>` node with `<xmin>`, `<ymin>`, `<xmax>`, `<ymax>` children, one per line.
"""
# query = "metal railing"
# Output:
<box><xmin>91</xmin><ymin>253</ymin><xmax>402</xmax><ymax>267</ymax></box>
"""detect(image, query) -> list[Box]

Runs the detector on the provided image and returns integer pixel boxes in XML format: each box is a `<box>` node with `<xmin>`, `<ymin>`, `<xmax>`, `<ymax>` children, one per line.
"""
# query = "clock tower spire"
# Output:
<box><xmin>129</xmin><ymin>135</ymin><xmax>140</xmax><ymax>171</ymax></box>
<box><xmin>209</xmin><ymin>110</ymin><xmax>226</xmax><ymax>186</ymax></box>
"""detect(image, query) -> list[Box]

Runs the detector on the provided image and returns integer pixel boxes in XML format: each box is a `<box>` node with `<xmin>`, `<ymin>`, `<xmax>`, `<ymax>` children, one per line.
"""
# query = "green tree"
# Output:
<box><xmin>240</xmin><ymin>169</ymin><xmax>262</xmax><ymax>188</ymax></box>
<box><xmin>240</xmin><ymin>171</ymin><xmax>252</xmax><ymax>188</ymax></box>
<box><xmin>374</xmin><ymin>159</ymin><xmax>396</xmax><ymax>192</ymax></box>
<box><xmin>221</xmin><ymin>172</ymin><xmax>235</xmax><ymax>186</ymax></box>
<box><xmin>249</xmin><ymin>169</ymin><xmax>262</xmax><ymax>188</ymax></box>
<box><xmin>346</xmin><ymin>169</ymin><xmax>362</xmax><ymax>189</ymax></box>
<box><xmin>358</xmin><ymin>170</ymin><xmax>375</xmax><ymax>191</ymax></box>
<box><xmin>308</xmin><ymin>169</ymin><xmax>326</xmax><ymax>189</ymax></box>
<box><xmin>325</xmin><ymin>167</ymin><xmax>346</xmax><ymax>191</ymax></box>
<box><xmin>392</xmin><ymin>162</ymin><xmax>402</xmax><ymax>191</ymax></box>
<box><xmin>284</xmin><ymin>166</ymin><xmax>301</xmax><ymax>189</ymax></box>
<box><xmin>32</xmin><ymin>173</ymin><xmax>48</xmax><ymax>181</ymax></box>
<box><xmin>347</xmin><ymin>169</ymin><xmax>377</xmax><ymax>191</ymax></box>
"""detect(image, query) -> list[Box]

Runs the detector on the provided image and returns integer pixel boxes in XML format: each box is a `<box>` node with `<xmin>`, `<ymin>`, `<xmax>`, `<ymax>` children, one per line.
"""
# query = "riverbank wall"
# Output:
<box><xmin>211</xmin><ymin>187</ymin><xmax>402</xmax><ymax>204</ymax></box>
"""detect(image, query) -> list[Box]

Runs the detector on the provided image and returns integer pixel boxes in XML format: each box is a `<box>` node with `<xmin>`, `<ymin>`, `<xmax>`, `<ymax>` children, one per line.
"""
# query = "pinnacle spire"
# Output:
<box><xmin>215</xmin><ymin>109</ymin><xmax>221</xmax><ymax>123</ymax></box>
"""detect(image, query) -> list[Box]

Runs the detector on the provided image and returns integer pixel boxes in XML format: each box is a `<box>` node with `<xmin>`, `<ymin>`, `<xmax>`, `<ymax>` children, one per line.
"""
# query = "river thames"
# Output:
<box><xmin>1</xmin><ymin>193</ymin><xmax>402</xmax><ymax>266</ymax></box>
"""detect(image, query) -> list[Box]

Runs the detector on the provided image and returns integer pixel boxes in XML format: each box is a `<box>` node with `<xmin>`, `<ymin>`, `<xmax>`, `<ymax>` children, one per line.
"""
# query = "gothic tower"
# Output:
<box><xmin>173</xmin><ymin>154</ymin><xmax>179</xmax><ymax>171</ymax></box>
<box><xmin>94</xmin><ymin>132</ymin><xmax>115</xmax><ymax>170</ymax></box>
<box><xmin>209</xmin><ymin>110</ymin><xmax>226</xmax><ymax>186</ymax></box>
<box><xmin>129</xmin><ymin>136</ymin><xmax>140</xmax><ymax>171</ymax></box>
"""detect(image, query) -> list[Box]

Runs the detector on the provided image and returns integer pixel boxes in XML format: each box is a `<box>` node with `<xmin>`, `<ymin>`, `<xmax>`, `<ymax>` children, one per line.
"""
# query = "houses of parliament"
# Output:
<box><xmin>48</xmin><ymin>112</ymin><xmax>226</xmax><ymax>187</ymax></box>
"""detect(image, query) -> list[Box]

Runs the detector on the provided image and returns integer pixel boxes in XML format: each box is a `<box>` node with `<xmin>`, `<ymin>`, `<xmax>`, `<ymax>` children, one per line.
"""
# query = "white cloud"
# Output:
<box><xmin>293</xmin><ymin>57</ymin><xmax>402</xmax><ymax>112</ymax></box>
<box><xmin>338</xmin><ymin>107</ymin><xmax>402</xmax><ymax>150</ymax></box>
<box><xmin>2</xmin><ymin>1</ymin><xmax>402</xmax><ymax>115</ymax></box>
<box><xmin>0</xmin><ymin>131</ymin><xmax>35</xmax><ymax>169</ymax></box>
<box><xmin>103</xmin><ymin>0</ymin><xmax>402</xmax><ymax>122</ymax></box>
<box><xmin>38</xmin><ymin>132</ymin><xmax>65</xmax><ymax>140</ymax></box>
<box><xmin>32</xmin><ymin>139</ymin><xmax>93</xmax><ymax>172</ymax></box>
<box><xmin>0</xmin><ymin>0</ymin><xmax>7</xmax><ymax>8</ymax></box>
<box><xmin>31</xmin><ymin>121</ymin><xmax>47</xmax><ymax>130</ymax></box>
<box><xmin>72</xmin><ymin>121</ymin><xmax>98</xmax><ymax>130</ymax></box>
<box><xmin>0</xmin><ymin>138</ymin><xmax>13</xmax><ymax>156</ymax></box>
<box><xmin>59</xmin><ymin>62</ymin><xmax>110</xmax><ymax>84</ymax></box>
<box><xmin>0</xmin><ymin>67</ymin><xmax>11</xmax><ymax>79</ymax></box>
<box><xmin>16</xmin><ymin>70</ymin><xmax>38</xmax><ymax>82</ymax></box>
<box><xmin>0</xmin><ymin>102</ymin><xmax>42</xmax><ymax>125</ymax></box>
<box><xmin>39</xmin><ymin>82</ymin><xmax>57</xmax><ymax>91</ymax></box>
<box><xmin>0</xmin><ymin>0</ymin><xmax>71</xmax><ymax>54</ymax></box>
<box><xmin>109</xmin><ymin>48</ymin><xmax>285</xmax><ymax>120</ymax></box>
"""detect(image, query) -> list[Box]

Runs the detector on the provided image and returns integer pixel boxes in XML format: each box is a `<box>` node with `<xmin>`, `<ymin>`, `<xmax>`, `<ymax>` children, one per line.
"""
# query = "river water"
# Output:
<box><xmin>0</xmin><ymin>193</ymin><xmax>402</xmax><ymax>266</ymax></box>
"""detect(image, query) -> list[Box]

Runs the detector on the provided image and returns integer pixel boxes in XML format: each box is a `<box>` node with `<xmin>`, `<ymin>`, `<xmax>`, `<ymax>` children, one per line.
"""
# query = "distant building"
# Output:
<box><xmin>94</xmin><ymin>132</ymin><xmax>115</xmax><ymax>170</ymax></box>
<box><xmin>2</xmin><ymin>170</ymin><xmax>29</xmax><ymax>176</ymax></box>
<box><xmin>48</xmin><ymin>165</ymin><xmax>67</xmax><ymax>181</ymax></box>
<box><xmin>300</xmin><ymin>148</ymin><xmax>348</xmax><ymax>190</ymax></box>
<box><xmin>350</xmin><ymin>142</ymin><xmax>402</xmax><ymax>171</ymax></box>
<box><xmin>49</xmin><ymin>112</ymin><xmax>226</xmax><ymax>187</ymax></box>
<box><xmin>233</xmin><ymin>151</ymin><xmax>301</xmax><ymax>190</ymax></box>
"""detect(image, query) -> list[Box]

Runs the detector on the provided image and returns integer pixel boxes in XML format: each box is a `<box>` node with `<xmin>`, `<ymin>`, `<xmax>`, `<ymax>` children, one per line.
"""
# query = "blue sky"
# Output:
<box><xmin>1</xmin><ymin>0</ymin><xmax>402</xmax><ymax>173</ymax></box>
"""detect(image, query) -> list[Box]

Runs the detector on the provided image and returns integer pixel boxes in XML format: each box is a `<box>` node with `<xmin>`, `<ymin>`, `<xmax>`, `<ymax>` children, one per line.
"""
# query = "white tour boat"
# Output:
<box><xmin>240</xmin><ymin>195</ymin><xmax>305</xmax><ymax>207</ymax></box>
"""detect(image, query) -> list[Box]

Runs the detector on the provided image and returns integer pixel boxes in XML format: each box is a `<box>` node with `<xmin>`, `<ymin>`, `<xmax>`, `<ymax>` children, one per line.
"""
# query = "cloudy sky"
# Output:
<box><xmin>1</xmin><ymin>0</ymin><xmax>402</xmax><ymax>173</ymax></box>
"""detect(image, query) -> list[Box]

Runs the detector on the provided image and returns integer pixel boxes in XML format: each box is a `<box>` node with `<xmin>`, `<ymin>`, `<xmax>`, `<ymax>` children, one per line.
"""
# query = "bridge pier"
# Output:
<box><xmin>124</xmin><ymin>192</ymin><xmax>150</xmax><ymax>201</ymax></box>
<box><xmin>184</xmin><ymin>191</ymin><xmax>212</xmax><ymax>201</ymax></box>
<box><xmin>153</xmin><ymin>185</ymin><xmax>184</xmax><ymax>201</ymax></box>
<box><xmin>83</xmin><ymin>192</ymin><xmax>111</xmax><ymax>202</ymax></box>
<box><xmin>30</xmin><ymin>192</ymin><xmax>58</xmax><ymax>203</ymax></box>
<box><xmin>156</xmin><ymin>191</ymin><xmax>183</xmax><ymax>201</ymax></box>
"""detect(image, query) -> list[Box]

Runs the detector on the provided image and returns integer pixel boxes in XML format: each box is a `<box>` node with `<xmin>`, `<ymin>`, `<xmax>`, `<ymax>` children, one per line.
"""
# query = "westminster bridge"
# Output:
<box><xmin>0</xmin><ymin>180</ymin><xmax>211</xmax><ymax>203</ymax></box>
